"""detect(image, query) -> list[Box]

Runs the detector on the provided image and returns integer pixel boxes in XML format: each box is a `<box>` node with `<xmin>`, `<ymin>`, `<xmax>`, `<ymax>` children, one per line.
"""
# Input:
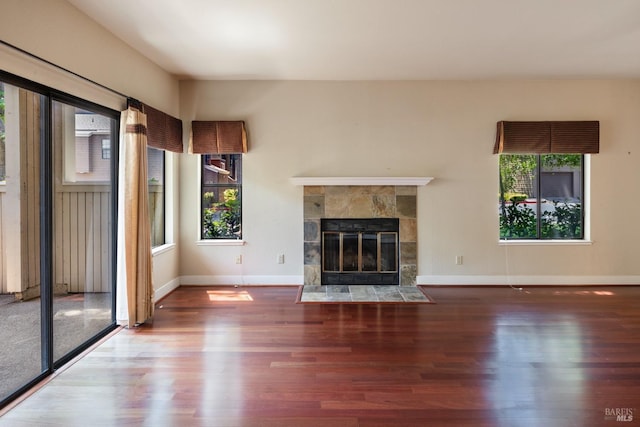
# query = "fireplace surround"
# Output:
<box><xmin>301</xmin><ymin>182</ymin><xmax>426</xmax><ymax>287</ymax></box>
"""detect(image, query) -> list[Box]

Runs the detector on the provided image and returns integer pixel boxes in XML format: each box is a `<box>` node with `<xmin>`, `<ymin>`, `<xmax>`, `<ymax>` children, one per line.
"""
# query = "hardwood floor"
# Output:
<box><xmin>1</xmin><ymin>285</ymin><xmax>640</xmax><ymax>426</ymax></box>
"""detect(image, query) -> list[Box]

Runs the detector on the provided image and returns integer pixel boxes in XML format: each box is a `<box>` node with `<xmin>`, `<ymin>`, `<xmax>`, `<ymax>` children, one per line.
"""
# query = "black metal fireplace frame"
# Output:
<box><xmin>320</xmin><ymin>218</ymin><xmax>400</xmax><ymax>285</ymax></box>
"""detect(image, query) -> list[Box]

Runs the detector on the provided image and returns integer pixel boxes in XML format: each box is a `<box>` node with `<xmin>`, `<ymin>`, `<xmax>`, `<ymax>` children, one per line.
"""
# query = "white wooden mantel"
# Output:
<box><xmin>290</xmin><ymin>177</ymin><xmax>434</xmax><ymax>186</ymax></box>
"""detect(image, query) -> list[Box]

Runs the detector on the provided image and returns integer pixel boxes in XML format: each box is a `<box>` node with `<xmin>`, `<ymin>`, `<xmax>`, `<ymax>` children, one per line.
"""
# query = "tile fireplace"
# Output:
<box><xmin>301</xmin><ymin>182</ymin><xmax>425</xmax><ymax>287</ymax></box>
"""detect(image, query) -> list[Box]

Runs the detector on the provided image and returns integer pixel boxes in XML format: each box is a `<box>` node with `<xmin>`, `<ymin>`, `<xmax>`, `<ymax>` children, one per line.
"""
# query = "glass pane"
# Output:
<box><xmin>0</xmin><ymin>83</ymin><xmax>45</xmax><ymax>402</ymax></box>
<box><xmin>380</xmin><ymin>233</ymin><xmax>397</xmax><ymax>272</ymax></box>
<box><xmin>540</xmin><ymin>154</ymin><xmax>582</xmax><ymax>239</ymax></box>
<box><xmin>51</xmin><ymin>101</ymin><xmax>114</xmax><ymax>363</ymax></box>
<box><xmin>201</xmin><ymin>185</ymin><xmax>241</xmax><ymax>239</ymax></box>
<box><xmin>203</xmin><ymin>154</ymin><xmax>242</xmax><ymax>184</ymax></box>
<box><xmin>201</xmin><ymin>154</ymin><xmax>242</xmax><ymax>239</ymax></box>
<box><xmin>148</xmin><ymin>147</ymin><xmax>164</xmax><ymax>247</ymax></box>
<box><xmin>361</xmin><ymin>233</ymin><xmax>378</xmax><ymax>271</ymax></box>
<box><xmin>322</xmin><ymin>232</ymin><xmax>340</xmax><ymax>272</ymax></box>
<box><xmin>499</xmin><ymin>154</ymin><xmax>538</xmax><ymax>239</ymax></box>
<box><xmin>342</xmin><ymin>233</ymin><xmax>359</xmax><ymax>272</ymax></box>
<box><xmin>67</xmin><ymin>111</ymin><xmax>112</xmax><ymax>183</ymax></box>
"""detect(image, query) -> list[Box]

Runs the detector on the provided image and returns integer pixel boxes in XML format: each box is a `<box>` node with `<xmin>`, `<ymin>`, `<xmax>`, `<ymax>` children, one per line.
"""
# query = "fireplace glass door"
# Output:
<box><xmin>321</xmin><ymin>218</ymin><xmax>399</xmax><ymax>285</ymax></box>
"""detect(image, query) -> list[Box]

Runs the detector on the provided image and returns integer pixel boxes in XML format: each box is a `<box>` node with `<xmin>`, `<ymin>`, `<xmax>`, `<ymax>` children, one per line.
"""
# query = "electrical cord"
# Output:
<box><xmin>504</xmin><ymin>241</ymin><xmax>524</xmax><ymax>291</ymax></box>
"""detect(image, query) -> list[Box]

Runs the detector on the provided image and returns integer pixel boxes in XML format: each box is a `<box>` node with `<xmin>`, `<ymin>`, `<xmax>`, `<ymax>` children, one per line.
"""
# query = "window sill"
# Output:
<box><xmin>152</xmin><ymin>243</ymin><xmax>176</xmax><ymax>256</ymax></box>
<box><xmin>197</xmin><ymin>239</ymin><xmax>246</xmax><ymax>246</ymax></box>
<box><xmin>499</xmin><ymin>239</ymin><xmax>593</xmax><ymax>246</ymax></box>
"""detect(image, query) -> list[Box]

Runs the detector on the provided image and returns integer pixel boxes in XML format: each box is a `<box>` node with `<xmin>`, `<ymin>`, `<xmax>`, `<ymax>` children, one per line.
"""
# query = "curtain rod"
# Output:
<box><xmin>1</xmin><ymin>39</ymin><xmax>130</xmax><ymax>99</ymax></box>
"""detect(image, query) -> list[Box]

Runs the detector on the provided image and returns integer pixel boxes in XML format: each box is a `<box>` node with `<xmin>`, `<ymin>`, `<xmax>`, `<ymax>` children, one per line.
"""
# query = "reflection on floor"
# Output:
<box><xmin>298</xmin><ymin>285</ymin><xmax>433</xmax><ymax>303</ymax></box>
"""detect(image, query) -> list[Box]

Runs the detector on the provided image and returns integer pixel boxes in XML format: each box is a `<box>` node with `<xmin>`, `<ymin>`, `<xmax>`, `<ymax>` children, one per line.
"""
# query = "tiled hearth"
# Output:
<box><xmin>303</xmin><ymin>185</ymin><xmax>418</xmax><ymax>286</ymax></box>
<box><xmin>299</xmin><ymin>285</ymin><xmax>432</xmax><ymax>303</ymax></box>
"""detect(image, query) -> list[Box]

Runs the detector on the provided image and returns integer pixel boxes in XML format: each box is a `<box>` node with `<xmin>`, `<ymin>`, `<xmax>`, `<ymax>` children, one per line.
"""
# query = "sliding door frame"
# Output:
<box><xmin>0</xmin><ymin>70</ymin><xmax>119</xmax><ymax>407</ymax></box>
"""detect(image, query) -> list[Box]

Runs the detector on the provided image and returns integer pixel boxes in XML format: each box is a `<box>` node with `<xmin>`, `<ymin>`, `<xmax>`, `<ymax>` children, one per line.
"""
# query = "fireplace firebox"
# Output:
<box><xmin>321</xmin><ymin>218</ymin><xmax>399</xmax><ymax>285</ymax></box>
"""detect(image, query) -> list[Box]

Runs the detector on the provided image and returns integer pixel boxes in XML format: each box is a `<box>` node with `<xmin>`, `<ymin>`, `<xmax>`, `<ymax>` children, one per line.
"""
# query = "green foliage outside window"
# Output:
<box><xmin>202</xmin><ymin>188</ymin><xmax>241</xmax><ymax>239</ymax></box>
<box><xmin>499</xmin><ymin>198</ymin><xmax>582</xmax><ymax>239</ymax></box>
<box><xmin>499</xmin><ymin>199</ymin><xmax>537</xmax><ymax>238</ymax></box>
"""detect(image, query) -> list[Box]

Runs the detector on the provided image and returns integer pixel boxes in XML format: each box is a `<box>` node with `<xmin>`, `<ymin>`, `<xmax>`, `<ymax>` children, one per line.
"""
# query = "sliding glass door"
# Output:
<box><xmin>0</xmin><ymin>82</ymin><xmax>45</xmax><ymax>404</ymax></box>
<box><xmin>51</xmin><ymin>99</ymin><xmax>116</xmax><ymax>364</ymax></box>
<box><xmin>0</xmin><ymin>75</ymin><xmax>118</xmax><ymax>406</ymax></box>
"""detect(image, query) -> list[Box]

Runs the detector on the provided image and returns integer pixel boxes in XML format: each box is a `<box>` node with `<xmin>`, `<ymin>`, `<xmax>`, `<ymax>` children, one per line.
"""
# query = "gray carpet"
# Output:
<box><xmin>0</xmin><ymin>293</ymin><xmax>112</xmax><ymax>401</ymax></box>
<box><xmin>298</xmin><ymin>285</ymin><xmax>434</xmax><ymax>303</ymax></box>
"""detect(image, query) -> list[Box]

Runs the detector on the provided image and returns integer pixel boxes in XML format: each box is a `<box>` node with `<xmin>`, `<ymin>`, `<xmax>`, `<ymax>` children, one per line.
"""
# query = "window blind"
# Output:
<box><xmin>190</xmin><ymin>121</ymin><xmax>248</xmax><ymax>154</ymax></box>
<box><xmin>494</xmin><ymin>121</ymin><xmax>599</xmax><ymax>154</ymax></box>
<box><xmin>142</xmin><ymin>104</ymin><xmax>184</xmax><ymax>153</ymax></box>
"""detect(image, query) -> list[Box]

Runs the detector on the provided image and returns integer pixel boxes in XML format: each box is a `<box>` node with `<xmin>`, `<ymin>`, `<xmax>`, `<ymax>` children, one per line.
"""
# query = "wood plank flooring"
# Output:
<box><xmin>1</xmin><ymin>285</ymin><xmax>640</xmax><ymax>426</ymax></box>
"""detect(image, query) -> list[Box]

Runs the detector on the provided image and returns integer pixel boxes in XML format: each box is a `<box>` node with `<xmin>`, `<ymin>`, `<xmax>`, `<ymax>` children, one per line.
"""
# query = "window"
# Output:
<box><xmin>201</xmin><ymin>154</ymin><xmax>242</xmax><ymax>239</ymax></box>
<box><xmin>137</xmin><ymin>102</ymin><xmax>182</xmax><ymax>249</ymax></box>
<box><xmin>148</xmin><ymin>147</ymin><xmax>165</xmax><ymax>247</ymax></box>
<box><xmin>101</xmin><ymin>139</ymin><xmax>110</xmax><ymax>159</ymax></box>
<box><xmin>499</xmin><ymin>154</ymin><xmax>584</xmax><ymax>240</ymax></box>
<box><xmin>494</xmin><ymin>120</ymin><xmax>597</xmax><ymax>241</ymax></box>
<box><xmin>65</xmin><ymin>110</ymin><xmax>112</xmax><ymax>181</ymax></box>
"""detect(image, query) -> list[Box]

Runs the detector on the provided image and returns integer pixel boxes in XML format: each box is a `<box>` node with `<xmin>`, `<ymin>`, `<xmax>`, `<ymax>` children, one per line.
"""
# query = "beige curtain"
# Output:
<box><xmin>116</xmin><ymin>107</ymin><xmax>154</xmax><ymax>328</ymax></box>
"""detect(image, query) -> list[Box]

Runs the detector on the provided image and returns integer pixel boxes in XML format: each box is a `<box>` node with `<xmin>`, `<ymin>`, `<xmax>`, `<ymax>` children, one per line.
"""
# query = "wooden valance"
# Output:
<box><xmin>189</xmin><ymin>121</ymin><xmax>247</xmax><ymax>154</ymax></box>
<box><xmin>494</xmin><ymin>121</ymin><xmax>599</xmax><ymax>154</ymax></box>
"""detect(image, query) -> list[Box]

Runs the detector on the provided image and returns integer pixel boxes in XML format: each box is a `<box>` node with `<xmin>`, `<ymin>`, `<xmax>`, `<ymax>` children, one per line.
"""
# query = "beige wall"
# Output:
<box><xmin>4</xmin><ymin>1</ymin><xmax>639</xmax><ymax>287</ymax></box>
<box><xmin>0</xmin><ymin>0</ymin><xmax>179</xmax><ymax>114</ymax></box>
<box><xmin>1</xmin><ymin>0</ymin><xmax>181</xmax><ymax>295</ymax></box>
<box><xmin>179</xmin><ymin>80</ymin><xmax>640</xmax><ymax>285</ymax></box>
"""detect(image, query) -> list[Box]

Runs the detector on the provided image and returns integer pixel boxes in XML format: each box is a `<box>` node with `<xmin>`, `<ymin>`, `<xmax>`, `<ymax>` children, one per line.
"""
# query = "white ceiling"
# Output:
<box><xmin>67</xmin><ymin>0</ymin><xmax>640</xmax><ymax>81</ymax></box>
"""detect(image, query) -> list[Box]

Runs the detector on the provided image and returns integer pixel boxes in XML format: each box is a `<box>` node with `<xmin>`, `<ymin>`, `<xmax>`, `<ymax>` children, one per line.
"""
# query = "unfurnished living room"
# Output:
<box><xmin>1</xmin><ymin>0</ymin><xmax>640</xmax><ymax>426</ymax></box>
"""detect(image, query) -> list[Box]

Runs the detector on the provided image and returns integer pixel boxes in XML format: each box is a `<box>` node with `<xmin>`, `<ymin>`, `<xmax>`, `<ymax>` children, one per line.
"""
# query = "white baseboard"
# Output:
<box><xmin>418</xmin><ymin>275</ymin><xmax>640</xmax><ymax>286</ymax></box>
<box><xmin>158</xmin><ymin>275</ymin><xmax>638</xmax><ymax>292</ymax></box>
<box><xmin>179</xmin><ymin>275</ymin><xmax>303</xmax><ymax>286</ymax></box>
<box><xmin>154</xmin><ymin>277</ymin><xmax>181</xmax><ymax>302</ymax></box>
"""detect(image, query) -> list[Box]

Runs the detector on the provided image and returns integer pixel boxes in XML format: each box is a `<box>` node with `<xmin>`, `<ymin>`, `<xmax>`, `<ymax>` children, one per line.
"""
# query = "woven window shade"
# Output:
<box><xmin>550</xmin><ymin>121</ymin><xmax>599</xmax><ymax>153</ymax></box>
<box><xmin>494</xmin><ymin>121</ymin><xmax>599</xmax><ymax>154</ymax></box>
<box><xmin>142</xmin><ymin>104</ymin><xmax>184</xmax><ymax>153</ymax></box>
<box><xmin>190</xmin><ymin>121</ymin><xmax>247</xmax><ymax>154</ymax></box>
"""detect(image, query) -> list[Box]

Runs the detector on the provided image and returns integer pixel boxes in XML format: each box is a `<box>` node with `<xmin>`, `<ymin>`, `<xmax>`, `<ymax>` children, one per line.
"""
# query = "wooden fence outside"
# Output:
<box><xmin>1</xmin><ymin>184</ymin><xmax>164</xmax><ymax>295</ymax></box>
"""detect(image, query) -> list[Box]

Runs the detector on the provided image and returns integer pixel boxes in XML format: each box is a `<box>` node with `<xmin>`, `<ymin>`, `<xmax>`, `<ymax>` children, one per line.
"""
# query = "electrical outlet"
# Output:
<box><xmin>277</xmin><ymin>253</ymin><xmax>285</xmax><ymax>264</ymax></box>
<box><xmin>455</xmin><ymin>255</ymin><xmax>463</xmax><ymax>265</ymax></box>
<box><xmin>235</xmin><ymin>255</ymin><xmax>242</xmax><ymax>264</ymax></box>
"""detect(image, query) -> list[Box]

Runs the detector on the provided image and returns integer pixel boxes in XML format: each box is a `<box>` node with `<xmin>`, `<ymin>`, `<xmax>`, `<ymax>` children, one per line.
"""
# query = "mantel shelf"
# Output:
<box><xmin>290</xmin><ymin>177</ymin><xmax>434</xmax><ymax>186</ymax></box>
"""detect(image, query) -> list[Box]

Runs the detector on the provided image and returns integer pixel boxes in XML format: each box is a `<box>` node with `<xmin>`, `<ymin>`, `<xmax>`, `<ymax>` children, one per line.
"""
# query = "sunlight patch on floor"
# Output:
<box><xmin>553</xmin><ymin>290</ymin><xmax>614</xmax><ymax>296</ymax></box>
<box><xmin>207</xmin><ymin>290</ymin><xmax>254</xmax><ymax>302</ymax></box>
